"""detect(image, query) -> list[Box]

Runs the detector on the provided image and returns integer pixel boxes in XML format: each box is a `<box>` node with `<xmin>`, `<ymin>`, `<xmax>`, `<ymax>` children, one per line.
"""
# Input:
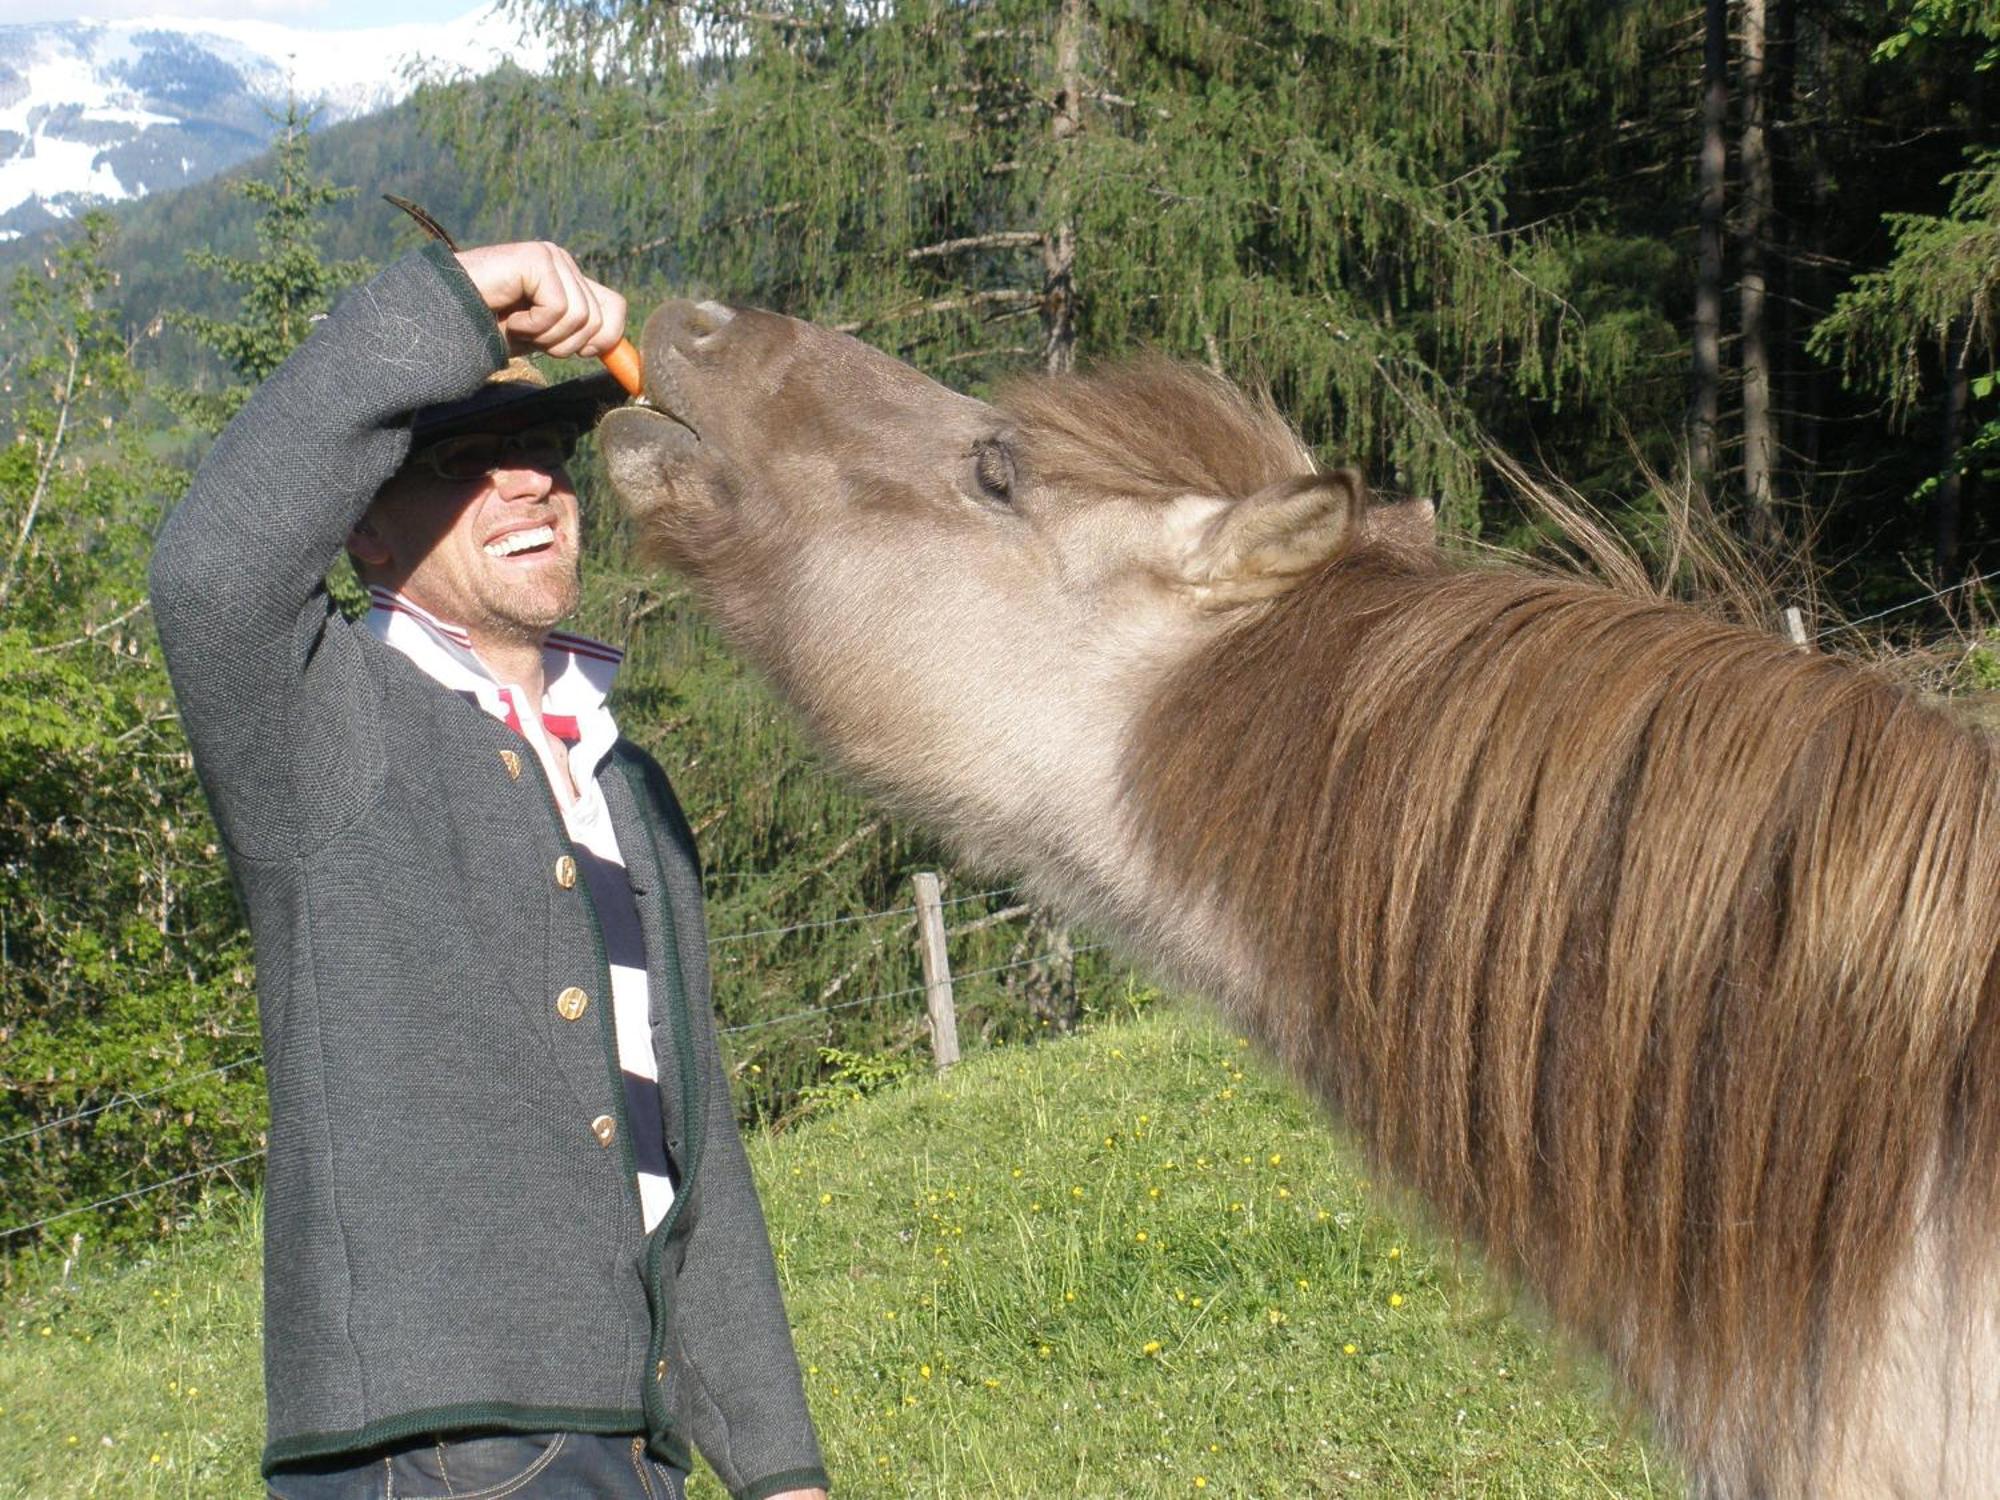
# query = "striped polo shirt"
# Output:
<box><xmin>365</xmin><ymin>585</ymin><xmax>675</xmax><ymax>1231</ymax></box>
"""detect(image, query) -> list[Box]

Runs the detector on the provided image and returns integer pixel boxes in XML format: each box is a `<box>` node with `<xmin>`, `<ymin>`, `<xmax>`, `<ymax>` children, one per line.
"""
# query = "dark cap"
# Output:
<box><xmin>408</xmin><ymin>359</ymin><xmax>628</xmax><ymax>446</ymax></box>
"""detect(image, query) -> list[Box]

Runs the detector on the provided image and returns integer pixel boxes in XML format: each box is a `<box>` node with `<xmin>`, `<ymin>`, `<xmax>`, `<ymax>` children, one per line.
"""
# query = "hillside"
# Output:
<box><xmin>0</xmin><ymin>5</ymin><xmax>543</xmax><ymax>239</ymax></box>
<box><xmin>0</xmin><ymin>1010</ymin><xmax>1676</xmax><ymax>1498</ymax></box>
<box><xmin>0</xmin><ymin>76</ymin><xmax>577</xmax><ymax>391</ymax></box>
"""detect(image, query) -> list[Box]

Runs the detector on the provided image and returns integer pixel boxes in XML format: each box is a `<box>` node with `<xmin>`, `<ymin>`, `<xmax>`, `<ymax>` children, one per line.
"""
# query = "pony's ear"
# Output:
<box><xmin>1368</xmin><ymin>496</ymin><xmax>1437</xmax><ymax>549</ymax></box>
<box><xmin>1177</xmin><ymin>469</ymin><xmax>1366</xmax><ymax>608</ymax></box>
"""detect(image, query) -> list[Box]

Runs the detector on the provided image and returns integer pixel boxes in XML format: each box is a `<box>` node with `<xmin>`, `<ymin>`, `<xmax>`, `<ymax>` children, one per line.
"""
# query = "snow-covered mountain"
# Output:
<box><xmin>0</xmin><ymin>5</ymin><xmax>546</xmax><ymax>240</ymax></box>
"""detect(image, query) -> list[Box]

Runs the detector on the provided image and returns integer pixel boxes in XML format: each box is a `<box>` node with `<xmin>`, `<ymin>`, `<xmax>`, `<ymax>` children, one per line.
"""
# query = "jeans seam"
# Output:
<box><xmin>395</xmin><ymin>1433</ymin><xmax>568</xmax><ymax>1500</ymax></box>
<box><xmin>628</xmin><ymin>1437</ymin><xmax>658</xmax><ymax>1500</ymax></box>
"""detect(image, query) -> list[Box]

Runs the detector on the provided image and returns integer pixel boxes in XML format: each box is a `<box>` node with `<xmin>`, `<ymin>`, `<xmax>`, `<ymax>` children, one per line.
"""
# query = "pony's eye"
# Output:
<box><xmin>971</xmin><ymin>439</ymin><xmax>1016</xmax><ymax>504</ymax></box>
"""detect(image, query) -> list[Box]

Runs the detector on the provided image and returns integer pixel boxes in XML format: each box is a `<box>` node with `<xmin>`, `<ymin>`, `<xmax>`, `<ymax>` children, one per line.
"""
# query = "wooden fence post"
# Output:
<box><xmin>911</xmin><ymin>872</ymin><xmax>960</xmax><ymax>1070</ymax></box>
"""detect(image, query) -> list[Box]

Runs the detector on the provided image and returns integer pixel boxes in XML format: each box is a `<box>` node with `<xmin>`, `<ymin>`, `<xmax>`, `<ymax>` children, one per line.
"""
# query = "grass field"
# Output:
<box><xmin>2</xmin><ymin>1008</ymin><xmax>1679</xmax><ymax>1497</ymax></box>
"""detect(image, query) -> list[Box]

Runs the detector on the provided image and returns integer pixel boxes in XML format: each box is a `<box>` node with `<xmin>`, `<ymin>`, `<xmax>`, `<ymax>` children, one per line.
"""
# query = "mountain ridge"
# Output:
<box><xmin>0</xmin><ymin>6</ymin><xmax>544</xmax><ymax>239</ymax></box>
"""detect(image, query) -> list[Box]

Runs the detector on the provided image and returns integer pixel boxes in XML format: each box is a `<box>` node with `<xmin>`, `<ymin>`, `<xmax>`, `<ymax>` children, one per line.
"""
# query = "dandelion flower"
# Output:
<box><xmin>1143</xmin><ymin>1340</ymin><xmax>1163</xmax><ymax>1356</ymax></box>
<box><xmin>1389</xmin><ymin>1293</ymin><xmax>1404</xmax><ymax>1308</ymax></box>
<box><xmin>1343</xmin><ymin>1343</ymin><xmax>1358</xmax><ymax>1356</ymax></box>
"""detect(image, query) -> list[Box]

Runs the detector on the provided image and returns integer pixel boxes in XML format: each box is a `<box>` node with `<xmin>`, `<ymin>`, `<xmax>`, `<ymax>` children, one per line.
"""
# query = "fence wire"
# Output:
<box><xmin>2</xmin><ymin>892</ymin><xmax>1081</xmax><ymax>1242</ymax></box>
<box><xmin>1814</xmin><ymin>564</ymin><xmax>2000</xmax><ymax>641</ymax></box>
<box><xmin>0</xmin><ymin>1054</ymin><xmax>263</xmax><ymax>1147</ymax></box>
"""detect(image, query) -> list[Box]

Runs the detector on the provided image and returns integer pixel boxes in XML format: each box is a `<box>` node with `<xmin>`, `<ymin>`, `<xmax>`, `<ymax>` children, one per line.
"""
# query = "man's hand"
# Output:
<box><xmin>454</xmin><ymin>242</ymin><xmax>627</xmax><ymax>361</ymax></box>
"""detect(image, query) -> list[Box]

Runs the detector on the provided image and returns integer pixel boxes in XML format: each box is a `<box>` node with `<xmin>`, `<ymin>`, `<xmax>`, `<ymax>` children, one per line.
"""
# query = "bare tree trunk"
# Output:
<box><xmin>1041</xmin><ymin>0</ymin><xmax>1086</xmax><ymax>375</ymax></box>
<box><xmin>1782</xmin><ymin>2</ymin><xmax>1829</xmax><ymax>488</ymax></box>
<box><xmin>1741</xmin><ymin>0</ymin><xmax>1777</xmax><ymax>540</ymax></box>
<box><xmin>1937</xmin><ymin>314</ymin><xmax>1972</xmax><ymax>586</ymax></box>
<box><xmin>1691</xmin><ymin>0</ymin><xmax>1729</xmax><ymax>490</ymax></box>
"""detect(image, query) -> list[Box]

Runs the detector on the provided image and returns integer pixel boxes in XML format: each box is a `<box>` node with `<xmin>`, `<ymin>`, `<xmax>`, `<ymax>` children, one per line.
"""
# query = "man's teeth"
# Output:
<box><xmin>484</xmin><ymin>525</ymin><xmax>556</xmax><ymax>558</ymax></box>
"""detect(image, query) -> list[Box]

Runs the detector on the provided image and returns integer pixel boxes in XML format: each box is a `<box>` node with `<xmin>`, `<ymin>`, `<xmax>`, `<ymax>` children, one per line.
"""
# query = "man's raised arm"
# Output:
<box><xmin>148</xmin><ymin>241</ymin><xmax>623</xmax><ymax>859</ymax></box>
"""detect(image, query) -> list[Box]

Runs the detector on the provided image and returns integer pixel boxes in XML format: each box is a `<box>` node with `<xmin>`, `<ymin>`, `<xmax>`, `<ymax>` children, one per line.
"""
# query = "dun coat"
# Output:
<box><xmin>602</xmin><ymin>300</ymin><xmax>2000</xmax><ymax>1499</ymax></box>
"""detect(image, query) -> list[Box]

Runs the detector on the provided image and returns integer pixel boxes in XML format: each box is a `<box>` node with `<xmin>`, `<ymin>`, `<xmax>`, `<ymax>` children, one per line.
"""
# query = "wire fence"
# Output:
<box><xmin>1</xmin><ymin>885</ymin><xmax>1077</xmax><ymax>1244</ymax></box>
<box><xmin>1813</xmin><ymin>564</ymin><xmax>2000</xmax><ymax>642</ymax></box>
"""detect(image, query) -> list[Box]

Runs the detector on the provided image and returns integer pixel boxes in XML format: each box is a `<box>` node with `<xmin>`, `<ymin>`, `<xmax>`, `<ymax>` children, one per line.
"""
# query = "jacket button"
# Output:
<box><xmin>554</xmin><ymin>855</ymin><xmax>578</xmax><ymax>889</ymax></box>
<box><xmin>499</xmin><ymin>749</ymin><xmax>522</xmax><ymax>780</ymax></box>
<box><xmin>590</xmin><ymin>1114</ymin><xmax>617</xmax><ymax>1147</ymax></box>
<box><xmin>655</xmin><ymin>1359</ymin><xmax>667</xmax><ymax>1381</ymax></box>
<box><xmin>555</xmin><ymin>986</ymin><xmax>589</xmax><ymax>1021</ymax></box>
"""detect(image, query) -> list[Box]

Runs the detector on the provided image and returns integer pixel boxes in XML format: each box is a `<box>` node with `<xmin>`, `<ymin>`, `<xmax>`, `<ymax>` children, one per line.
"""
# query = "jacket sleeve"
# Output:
<box><xmin>148</xmin><ymin>242</ymin><xmax>509</xmax><ymax>860</ymax></box>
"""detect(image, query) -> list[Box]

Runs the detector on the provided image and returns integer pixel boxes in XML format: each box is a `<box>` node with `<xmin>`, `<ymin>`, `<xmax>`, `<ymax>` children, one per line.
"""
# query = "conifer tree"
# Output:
<box><xmin>168</xmin><ymin>99</ymin><xmax>371</xmax><ymax>431</ymax></box>
<box><xmin>1812</xmin><ymin>151</ymin><xmax>2000</xmax><ymax>584</ymax></box>
<box><xmin>432</xmin><ymin>0</ymin><xmax>1600</xmax><ymax>521</ymax></box>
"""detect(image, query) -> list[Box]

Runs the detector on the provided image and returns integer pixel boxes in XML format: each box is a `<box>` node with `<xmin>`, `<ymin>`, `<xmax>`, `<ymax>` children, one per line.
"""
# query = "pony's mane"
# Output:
<box><xmin>1128</xmin><ymin>536</ymin><xmax>2000</xmax><ymax>1481</ymax></box>
<box><xmin>998</xmin><ymin>356</ymin><xmax>1317</xmax><ymax>504</ymax></box>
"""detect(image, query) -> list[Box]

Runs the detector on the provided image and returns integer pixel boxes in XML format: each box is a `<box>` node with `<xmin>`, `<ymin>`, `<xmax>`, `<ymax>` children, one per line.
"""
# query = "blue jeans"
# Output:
<box><xmin>267</xmin><ymin>1431</ymin><xmax>688</xmax><ymax>1500</ymax></box>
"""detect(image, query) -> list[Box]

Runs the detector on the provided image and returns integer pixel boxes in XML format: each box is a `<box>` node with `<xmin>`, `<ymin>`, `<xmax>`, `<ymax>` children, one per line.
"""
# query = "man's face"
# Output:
<box><xmin>352</xmin><ymin>427</ymin><xmax>583</xmax><ymax>643</ymax></box>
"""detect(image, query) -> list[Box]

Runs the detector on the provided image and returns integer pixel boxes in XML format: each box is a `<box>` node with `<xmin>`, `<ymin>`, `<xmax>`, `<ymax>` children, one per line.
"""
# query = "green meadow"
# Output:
<box><xmin>2</xmin><ymin>1009</ymin><xmax>1676</xmax><ymax>1498</ymax></box>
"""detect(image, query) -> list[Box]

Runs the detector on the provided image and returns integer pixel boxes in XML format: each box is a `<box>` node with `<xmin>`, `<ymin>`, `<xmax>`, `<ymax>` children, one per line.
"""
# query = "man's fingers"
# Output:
<box><xmin>538</xmin><ymin>252</ymin><xmax>599</xmax><ymax>358</ymax></box>
<box><xmin>457</xmin><ymin>242</ymin><xmax>627</xmax><ymax>359</ymax></box>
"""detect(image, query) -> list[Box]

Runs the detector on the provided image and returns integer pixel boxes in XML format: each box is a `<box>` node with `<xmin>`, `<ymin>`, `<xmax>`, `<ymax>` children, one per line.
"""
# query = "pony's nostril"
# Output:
<box><xmin>681</xmin><ymin>301</ymin><xmax>735</xmax><ymax>346</ymax></box>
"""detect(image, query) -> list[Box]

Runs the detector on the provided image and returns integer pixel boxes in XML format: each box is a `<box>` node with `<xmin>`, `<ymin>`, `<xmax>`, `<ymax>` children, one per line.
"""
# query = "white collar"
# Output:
<box><xmin>364</xmin><ymin>585</ymin><xmax>625</xmax><ymax>790</ymax></box>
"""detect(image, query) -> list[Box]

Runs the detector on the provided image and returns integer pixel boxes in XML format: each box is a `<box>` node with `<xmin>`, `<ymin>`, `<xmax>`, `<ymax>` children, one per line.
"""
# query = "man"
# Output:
<box><xmin>149</xmin><ymin>238</ymin><xmax>830</xmax><ymax>1500</ymax></box>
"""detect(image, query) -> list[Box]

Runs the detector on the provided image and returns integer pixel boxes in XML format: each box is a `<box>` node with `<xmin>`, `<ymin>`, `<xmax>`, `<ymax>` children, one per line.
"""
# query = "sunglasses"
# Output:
<box><xmin>411</xmin><ymin>422</ymin><xmax>581</xmax><ymax>482</ymax></box>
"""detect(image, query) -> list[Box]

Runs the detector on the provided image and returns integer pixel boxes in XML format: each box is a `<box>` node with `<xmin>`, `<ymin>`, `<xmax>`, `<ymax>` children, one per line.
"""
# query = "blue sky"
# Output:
<box><xmin>11</xmin><ymin>0</ymin><xmax>487</xmax><ymax>26</ymax></box>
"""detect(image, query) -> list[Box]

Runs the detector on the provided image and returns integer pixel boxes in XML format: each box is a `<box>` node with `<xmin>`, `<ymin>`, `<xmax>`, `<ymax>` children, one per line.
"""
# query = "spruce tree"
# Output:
<box><xmin>429</xmin><ymin>0</ymin><xmax>1604</xmax><ymax>522</ymax></box>
<box><xmin>167</xmin><ymin>99</ymin><xmax>371</xmax><ymax>431</ymax></box>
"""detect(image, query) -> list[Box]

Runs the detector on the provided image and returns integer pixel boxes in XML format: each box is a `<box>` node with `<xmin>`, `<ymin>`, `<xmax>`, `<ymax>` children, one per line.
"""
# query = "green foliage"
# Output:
<box><xmin>0</xmin><ymin>219</ymin><xmax>257</xmax><ymax>1262</ymax></box>
<box><xmin>796</xmin><ymin>1044</ymin><xmax>917</xmax><ymax>1116</ymax></box>
<box><xmin>163</xmin><ymin>101</ymin><xmax>372</xmax><ymax>432</ymax></box>
<box><xmin>1958</xmin><ymin>627</ymin><xmax>2000</xmax><ymax>694</ymax></box>
<box><xmin>1812</xmin><ymin>146</ymin><xmax>2000</xmax><ymax>539</ymax></box>
<box><xmin>1811</xmin><ymin>149</ymin><xmax>2000</xmax><ymax>420</ymax></box>
<box><xmin>1875</xmin><ymin>0</ymin><xmax>2000</xmax><ymax>71</ymax></box>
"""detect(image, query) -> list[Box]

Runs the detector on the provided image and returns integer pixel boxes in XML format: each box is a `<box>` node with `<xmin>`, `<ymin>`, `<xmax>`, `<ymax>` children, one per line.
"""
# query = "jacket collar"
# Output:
<box><xmin>364</xmin><ymin>585</ymin><xmax>624</xmax><ymax>775</ymax></box>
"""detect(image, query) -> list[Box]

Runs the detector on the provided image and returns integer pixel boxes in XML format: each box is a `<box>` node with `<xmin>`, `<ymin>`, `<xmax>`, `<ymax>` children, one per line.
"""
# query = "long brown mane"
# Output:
<box><xmin>1127</xmin><ymin>529</ymin><xmax>2000</xmax><ymax>1481</ymax></box>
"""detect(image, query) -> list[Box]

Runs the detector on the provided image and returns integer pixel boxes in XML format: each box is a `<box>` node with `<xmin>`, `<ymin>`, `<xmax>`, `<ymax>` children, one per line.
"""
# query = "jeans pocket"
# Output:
<box><xmin>389</xmin><ymin>1431</ymin><xmax>567</xmax><ymax>1499</ymax></box>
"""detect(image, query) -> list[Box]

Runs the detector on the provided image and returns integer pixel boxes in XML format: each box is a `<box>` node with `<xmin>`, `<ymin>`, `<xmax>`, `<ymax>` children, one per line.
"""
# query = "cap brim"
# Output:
<box><xmin>409</xmin><ymin>371</ymin><xmax>629</xmax><ymax>444</ymax></box>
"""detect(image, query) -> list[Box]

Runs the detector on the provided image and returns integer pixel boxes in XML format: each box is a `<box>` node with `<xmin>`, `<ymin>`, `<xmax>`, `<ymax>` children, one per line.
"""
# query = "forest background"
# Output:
<box><xmin>3</xmin><ymin>0</ymin><xmax>1996</xmax><ymax>1263</ymax></box>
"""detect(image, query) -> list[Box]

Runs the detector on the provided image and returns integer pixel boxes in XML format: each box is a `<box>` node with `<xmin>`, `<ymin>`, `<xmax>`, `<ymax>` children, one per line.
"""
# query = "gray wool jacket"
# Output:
<box><xmin>148</xmin><ymin>243</ymin><xmax>828</xmax><ymax>1499</ymax></box>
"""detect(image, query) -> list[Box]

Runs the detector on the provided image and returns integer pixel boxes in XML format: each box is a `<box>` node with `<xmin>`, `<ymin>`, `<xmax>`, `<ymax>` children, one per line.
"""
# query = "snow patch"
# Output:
<box><xmin>0</xmin><ymin>4</ymin><xmax>546</xmax><ymax>222</ymax></box>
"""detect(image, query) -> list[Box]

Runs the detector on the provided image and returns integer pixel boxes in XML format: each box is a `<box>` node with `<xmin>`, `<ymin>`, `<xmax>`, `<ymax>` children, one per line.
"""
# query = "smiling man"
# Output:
<box><xmin>149</xmin><ymin>240</ymin><xmax>829</xmax><ymax>1500</ymax></box>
